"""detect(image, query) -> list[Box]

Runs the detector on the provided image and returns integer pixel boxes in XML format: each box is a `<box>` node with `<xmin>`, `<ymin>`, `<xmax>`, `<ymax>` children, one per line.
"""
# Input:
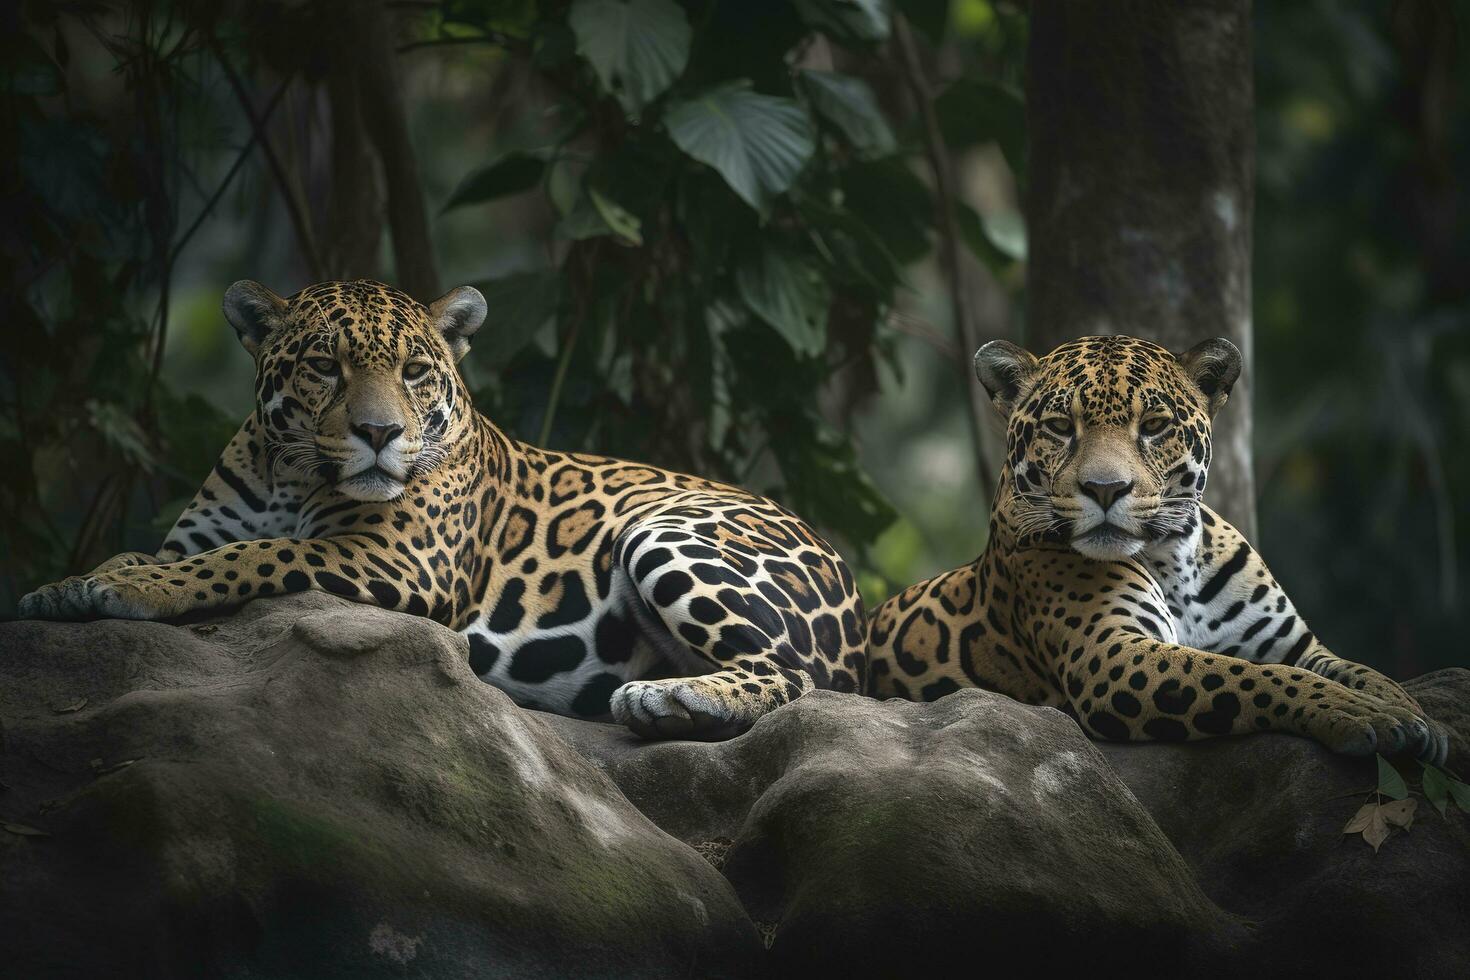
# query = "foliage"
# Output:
<box><xmin>0</xmin><ymin>6</ymin><xmax>240</xmax><ymax>604</ymax></box>
<box><xmin>1254</xmin><ymin>0</ymin><xmax>1470</xmax><ymax>677</ymax></box>
<box><xmin>433</xmin><ymin>0</ymin><xmax>958</xmax><ymax>552</ymax></box>
<box><xmin>1</xmin><ymin>0</ymin><xmax>1031</xmax><ymax>607</ymax></box>
<box><xmin>1342</xmin><ymin>753</ymin><xmax>1470</xmax><ymax>852</ymax></box>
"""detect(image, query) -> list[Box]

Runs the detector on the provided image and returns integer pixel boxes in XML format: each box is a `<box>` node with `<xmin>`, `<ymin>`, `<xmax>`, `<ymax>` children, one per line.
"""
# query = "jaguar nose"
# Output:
<box><xmin>351</xmin><ymin>420</ymin><xmax>405</xmax><ymax>453</ymax></box>
<box><xmin>1080</xmin><ymin>478</ymin><xmax>1134</xmax><ymax>511</ymax></box>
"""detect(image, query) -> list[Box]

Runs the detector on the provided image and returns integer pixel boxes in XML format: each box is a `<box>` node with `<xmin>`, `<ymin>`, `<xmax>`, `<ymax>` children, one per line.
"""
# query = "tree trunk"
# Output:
<box><xmin>358</xmin><ymin>4</ymin><xmax>442</xmax><ymax>301</ymax></box>
<box><xmin>319</xmin><ymin>4</ymin><xmax>384</xmax><ymax>284</ymax></box>
<box><xmin>1025</xmin><ymin>0</ymin><xmax>1257</xmax><ymax>538</ymax></box>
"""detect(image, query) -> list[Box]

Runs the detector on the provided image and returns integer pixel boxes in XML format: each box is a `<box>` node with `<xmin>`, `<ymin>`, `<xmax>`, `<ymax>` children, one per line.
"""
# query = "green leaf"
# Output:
<box><xmin>678</xmin><ymin>170</ymin><xmax>758</xmax><ymax>272</ymax></box>
<box><xmin>934</xmin><ymin>76</ymin><xmax>1026</xmax><ymax>174</ymax></box>
<box><xmin>1421</xmin><ymin>762</ymin><xmax>1450</xmax><ymax>818</ymax></box>
<box><xmin>736</xmin><ymin>245</ymin><xmax>831</xmax><ymax>357</ymax></box>
<box><xmin>588</xmin><ymin>187</ymin><xmax>643</xmax><ymax>245</ymax></box>
<box><xmin>444</xmin><ymin>153</ymin><xmax>545</xmax><ymax>211</ymax></box>
<box><xmin>956</xmin><ymin>202</ymin><xmax>1026</xmax><ymax>264</ymax></box>
<box><xmin>556</xmin><ymin>140</ymin><xmax>669</xmax><ymax>245</ymax></box>
<box><xmin>796</xmin><ymin>196</ymin><xmax>903</xmax><ymax>295</ymax></box>
<box><xmin>798</xmin><ymin>70</ymin><xmax>896</xmax><ymax>157</ymax></box>
<box><xmin>666</xmin><ymin>82</ymin><xmax>816</xmax><ymax>214</ymax></box>
<box><xmin>86</xmin><ymin>400</ymin><xmax>156</xmax><ymax>473</ymax></box>
<box><xmin>569</xmin><ymin>0</ymin><xmax>691</xmax><ymax>112</ymax></box>
<box><xmin>955</xmin><ymin>203</ymin><xmax>1008</xmax><ymax>271</ymax></box>
<box><xmin>795</xmin><ymin>0</ymin><xmax>891</xmax><ymax>42</ymax></box>
<box><xmin>469</xmin><ymin>271</ymin><xmax>562</xmax><ymax>364</ymax></box>
<box><xmin>1376</xmin><ymin>754</ymin><xmax>1408</xmax><ymax>801</ymax></box>
<box><xmin>1449</xmin><ymin>774</ymin><xmax>1470</xmax><ymax>814</ymax></box>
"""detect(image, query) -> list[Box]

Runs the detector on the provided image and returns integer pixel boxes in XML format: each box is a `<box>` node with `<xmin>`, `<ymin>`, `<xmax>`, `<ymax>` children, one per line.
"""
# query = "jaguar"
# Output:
<box><xmin>19</xmin><ymin>279</ymin><xmax>867</xmax><ymax>740</ymax></box>
<box><xmin>867</xmin><ymin>334</ymin><xmax>1447</xmax><ymax>763</ymax></box>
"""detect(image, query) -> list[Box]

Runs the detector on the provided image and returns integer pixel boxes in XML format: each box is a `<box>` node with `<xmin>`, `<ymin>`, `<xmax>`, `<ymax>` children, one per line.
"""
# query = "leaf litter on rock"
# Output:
<box><xmin>3</xmin><ymin>822</ymin><xmax>51</xmax><ymax>838</ymax></box>
<box><xmin>1342</xmin><ymin>799</ymin><xmax>1416</xmax><ymax>853</ymax></box>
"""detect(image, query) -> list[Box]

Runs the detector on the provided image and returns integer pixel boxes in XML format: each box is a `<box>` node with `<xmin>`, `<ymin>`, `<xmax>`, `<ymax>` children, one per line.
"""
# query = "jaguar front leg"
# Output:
<box><xmin>1292</xmin><ymin>639</ymin><xmax>1423</xmax><ymax>714</ymax></box>
<box><xmin>1057</xmin><ymin>629</ymin><xmax>1446</xmax><ymax>764</ymax></box>
<box><xmin>18</xmin><ymin>534</ymin><xmax>445</xmax><ymax>623</ymax></box>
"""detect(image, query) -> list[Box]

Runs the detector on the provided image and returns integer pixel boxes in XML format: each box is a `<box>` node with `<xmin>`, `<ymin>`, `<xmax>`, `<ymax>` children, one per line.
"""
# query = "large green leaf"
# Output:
<box><xmin>665</xmin><ymin>82</ymin><xmax>816</xmax><ymax>214</ymax></box>
<box><xmin>736</xmin><ymin>244</ymin><xmax>831</xmax><ymax>357</ymax></box>
<box><xmin>568</xmin><ymin>0</ymin><xmax>691</xmax><ymax>112</ymax></box>
<box><xmin>470</xmin><ymin>271</ymin><xmax>562</xmax><ymax>364</ymax></box>
<box><xmin>443</xmin><ymin>153</ymin><xmax>545</xmax><ymax>212</ymax></box>
<box><xmin>798</xmin><ymin>70</ymin><xmax>896</xmax><ymax>157</ymax></box>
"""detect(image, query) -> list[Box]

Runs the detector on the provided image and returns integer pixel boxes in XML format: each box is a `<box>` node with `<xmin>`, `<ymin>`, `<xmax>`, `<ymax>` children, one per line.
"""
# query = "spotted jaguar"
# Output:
<box><xmin>868</xmin><ymin>335</ymin><xmax>1447</xmax><ymax>763</ymax></box>
<box><xmin>19</xmin><ymin>279</ymin><xmax>867</xmax><ymax>740</ymax></box>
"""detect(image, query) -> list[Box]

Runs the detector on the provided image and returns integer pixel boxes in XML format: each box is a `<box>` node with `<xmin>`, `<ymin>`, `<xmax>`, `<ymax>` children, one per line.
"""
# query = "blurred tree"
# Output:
<box><xmin>1025</xmin><ymin>0</ymin><xmax>1258</xmax><ymax>537</ymax></box>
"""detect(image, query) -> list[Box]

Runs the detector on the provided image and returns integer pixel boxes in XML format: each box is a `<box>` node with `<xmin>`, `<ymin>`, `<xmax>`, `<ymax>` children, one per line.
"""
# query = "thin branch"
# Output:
<box><xmin>169</xmin><ymin>75</ymin><xmax>294</xmax><ymax>266</ymax></box>
<box><xmin>206</xmin><ymin>36</ymin><xmax>325</xmax><ymax>280</ymax></box>
<box><xmin>885</xmin><ymin>310</ymin><xmax>963</xmax><ymax>360</ymax></box>
<box><xmin>397</xmin><ymin>33</ymin><xmax>522</xmax><ymax>54</ymax></box>
<box><xmin>892</xmin><ymin>14</ymin><xmax>999</xmax><ymax>498</ymax></box>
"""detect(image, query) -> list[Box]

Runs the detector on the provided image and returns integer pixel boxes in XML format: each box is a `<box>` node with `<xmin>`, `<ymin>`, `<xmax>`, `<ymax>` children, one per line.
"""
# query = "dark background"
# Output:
<box><xmin>2</xmin><ymin>0</ymin><xmax>1466</xmax><ymax>678</ymax></box>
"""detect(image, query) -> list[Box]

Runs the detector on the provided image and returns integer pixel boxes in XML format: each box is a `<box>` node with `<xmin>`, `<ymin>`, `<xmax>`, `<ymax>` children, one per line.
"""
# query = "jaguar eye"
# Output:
<box><xmin>1140</xmin><ymin>416</ymin><xmax>1172</xmax><ymax>437</ymax></box>
<box><xmin>306</xmin><ymin>356</ymin><xmax>339</xmax><ymax>376</ymax></box>
<box><xmin>402</xmin><ymin>361</ymin><xmax>431</xmax><ymax>381</ymax></box>
<box><xmin>1044</xmin><ymin>417</ymin><xmax>1074</xmax><ymax>437</ymax></box>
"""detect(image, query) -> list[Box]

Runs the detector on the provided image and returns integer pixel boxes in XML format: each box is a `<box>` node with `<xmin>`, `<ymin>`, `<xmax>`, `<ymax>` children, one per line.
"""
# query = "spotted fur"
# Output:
<box><xmin>868</xmin><ymin>335</ymin><xmax>1448</xmax><ymax>763</ymax></box>
<box><xmin>19</xmin><ymin>279</ymin><xmax>867</xmax><ymax>740</ymax></box>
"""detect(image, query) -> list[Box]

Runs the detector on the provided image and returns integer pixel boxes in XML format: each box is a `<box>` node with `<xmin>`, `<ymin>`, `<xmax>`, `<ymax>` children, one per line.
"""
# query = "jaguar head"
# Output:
<box><xmin>974</xmin><ymin>334</ymin><xmax>1241</xmax><ymax>561</ymax></box>
<box><xmin>223</xmin><ymin>278</ymin><xmax>487</xmax><ymax>502</ymax></box>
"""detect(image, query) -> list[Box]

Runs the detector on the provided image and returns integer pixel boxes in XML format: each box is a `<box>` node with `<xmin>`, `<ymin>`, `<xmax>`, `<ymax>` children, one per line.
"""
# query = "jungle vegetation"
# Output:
<box><xmin>1</xmin><ymin>0</ymin><xmax>1467</xmax><ymax>678</ymax></box>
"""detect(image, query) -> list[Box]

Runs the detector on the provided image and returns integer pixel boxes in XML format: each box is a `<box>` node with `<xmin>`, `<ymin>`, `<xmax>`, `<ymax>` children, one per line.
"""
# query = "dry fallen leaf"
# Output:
<box><xmin>1380</xmin><ymin>798</ymin><xmax>1417</xmax><ymax>830</ymax></box>
<box><xmin>2</xmin><ymin>822</ymin><xmax>50</xmax><ymax>838</ymax></box>
<box><xmin>1343</xmin><ymin>798</ymin><xmax>1419</xmax><ymax>852</ymax></box>
<box><xmin>1344</xmin><ymin>802</ymin><xmax>1391</xmax><ymax>852</ymax></box>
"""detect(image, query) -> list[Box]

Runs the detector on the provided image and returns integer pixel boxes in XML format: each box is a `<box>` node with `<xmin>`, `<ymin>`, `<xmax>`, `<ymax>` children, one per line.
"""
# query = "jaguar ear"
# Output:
<box><xmin>973</xmin><ymin>340</ymin><xmax>1040</xmax><ymax>417</ymax></box>
<box><xmin>428</xmin><ymin>286</ymin><xmax>487</xmax><ymax>363</ymax></box>
<box><xmin>1176</xmin><ymin>337</ymin><xmax>1242</xmax><ymax>416</ymax></box>
<box><xmin>222</xmin><ymin>281</ymin><xmax>288</xmax><ymax>356</ymax></box>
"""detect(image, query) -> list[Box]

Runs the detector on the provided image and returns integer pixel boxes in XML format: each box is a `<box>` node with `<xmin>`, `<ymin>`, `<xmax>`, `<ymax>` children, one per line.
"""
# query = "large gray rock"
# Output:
<box><xmin>547</xmin><ymin>691</ymin><xmax>1243</xmax><ymax>974</ymax></box>
<box><xmin>0</xmin><ymin>593</ymin><xmax>759</xmax><ymax>978</ymax></box>
<box><xmin>549</xmin><ymin>673</ymin><xmax>1470</xmax><ymax>978</ymax></box>
<box><xmin>5</xmin><ymin>594</ymin><xmax>1468</xmax><ymax>978</ymax></box>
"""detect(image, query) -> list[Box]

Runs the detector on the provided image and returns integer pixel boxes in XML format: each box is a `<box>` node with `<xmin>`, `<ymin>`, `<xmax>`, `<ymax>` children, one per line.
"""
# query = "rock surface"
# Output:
<box><xmin>0</xmin><ymin>593</ymin><xmax>759</xmax><ymax>978</ymax></box>
<box><xmin>3</xmin><ymin>594</ymin><xmax>1468</xmax><ymax>977</ymax></box>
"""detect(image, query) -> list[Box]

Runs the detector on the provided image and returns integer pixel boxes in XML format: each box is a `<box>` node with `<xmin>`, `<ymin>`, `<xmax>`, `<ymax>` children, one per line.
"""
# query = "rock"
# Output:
<box><xmin>1098</xmin><ymin>666</ymin><xmax>1470</xmax><ymax>979</ymax></box>
<box><xmin>550</xmin><ymin>673</ymin><xmax>1470</xmax><ymax>978</ymax></box>
<box><xmin>546</xmin><ymin>691</ymin><xmax>1243</xmax><ymax>974</ymax></box>
<box><xmin>0</xmin><ymin>593</ymin><xmax>760</xmax><ymax>978</ymax></box>
<box><xmin>6</xmin><ymin>596</ymin><xmax>1468</xmax><ymax>978</ymax></box>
